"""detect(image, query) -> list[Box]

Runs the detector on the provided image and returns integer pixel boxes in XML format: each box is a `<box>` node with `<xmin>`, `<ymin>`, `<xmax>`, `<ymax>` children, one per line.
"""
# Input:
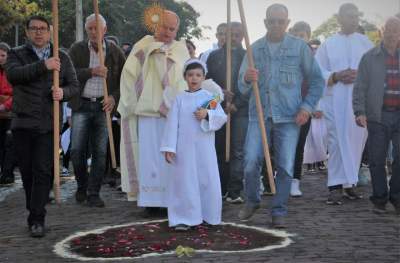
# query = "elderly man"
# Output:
<box><xmin>206</xmin><ymin>22</ymin><xmax>247</xmax><ymax>203</ymax></box>
<box><xmin>353</xmin><ymin>17</ymin><xmax>400</xmax><ymax>215</ymax></box>
<box><xmin>315</xmin><ymin>3</ymin><xmax>374</xmax><ymax>205</ymax></box>
<box><xmin>118</xmin><ymin>10</ymin><xmax>189</xmax><ymax>213</ymax></box>
<box><xmin>5</xmin><ymin>15</ymin><xmax>79</xmax><ymax>237</ymax></box>
<box><xmin>68</xmin><ymin>14</ymin><xmax>125</xmax><ymax>207</ymax></box>
<box><xmin>237</xmin><ymin>4</ymin><xmax>324</xmax><ymax>228</ymax></box>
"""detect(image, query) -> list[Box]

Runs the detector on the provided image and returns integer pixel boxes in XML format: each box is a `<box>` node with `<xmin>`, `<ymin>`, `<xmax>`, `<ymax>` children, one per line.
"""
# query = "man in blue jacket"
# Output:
<box><xmin>237</xmin><ymin>4</ymin><xmax>324</xmax><ymax>228</ymax></box>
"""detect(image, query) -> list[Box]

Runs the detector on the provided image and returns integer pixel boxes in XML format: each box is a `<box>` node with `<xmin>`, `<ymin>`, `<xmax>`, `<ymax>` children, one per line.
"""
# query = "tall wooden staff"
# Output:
<box><xmin>52</xmin><ymin>0</ymin><xmax>61</xmax><ymax>204</ymax></box>
<box><xmin>93</xmin><ymin>0</ymin><xmax>117</xmax><ymax>169</ymax></box>
<box><xmin>237</xmin><ymin>0</ymin><xmax>276</xmax><ymax>194</ymax></box>
<box><xmin>225</xmin><ymin>0</ymin><xmax>232</xmax><ymax>162</ymax></box>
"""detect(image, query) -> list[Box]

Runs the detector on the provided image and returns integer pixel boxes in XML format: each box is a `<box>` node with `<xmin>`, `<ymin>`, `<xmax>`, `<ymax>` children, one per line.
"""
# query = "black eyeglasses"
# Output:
<box><xmin>28</xmin><ymin>27</ymin><xmax>49</xmax><ymax>33</ymax></box>
<box><xmin>266</xmin><ymin>19</ymin><xmax>287</xmax><ymax>26</ymax></box>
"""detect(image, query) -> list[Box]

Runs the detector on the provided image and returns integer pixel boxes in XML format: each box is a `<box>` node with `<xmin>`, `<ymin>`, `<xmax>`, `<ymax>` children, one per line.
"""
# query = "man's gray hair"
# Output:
<box><xmin>85</xmin><ymin>13</ymin><xmax>107</xmax><ymax>28</ymax></box>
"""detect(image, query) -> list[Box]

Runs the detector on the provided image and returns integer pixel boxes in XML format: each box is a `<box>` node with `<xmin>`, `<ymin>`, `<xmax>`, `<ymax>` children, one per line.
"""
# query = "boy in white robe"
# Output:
<box><xmin>161</xmin><ymin>59</ymin><xmax>227</xmax><ymax>231</ymax></box>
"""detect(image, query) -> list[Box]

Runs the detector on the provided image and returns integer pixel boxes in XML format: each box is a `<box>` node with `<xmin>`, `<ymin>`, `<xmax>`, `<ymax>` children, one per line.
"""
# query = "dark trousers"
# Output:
<box><xmin>13</xmin><ymin>129</ymin><xmax>53</xmax><ymax>225</ymax></box>
<box><xmin>61</xmin><ymin>122</ymin><xmax>71</xmax><ymax>169</ymax></box>
<box><xmin>367</xmin><ymin>110</ymin><xmax>400</xmax><ymax>206</ymax></box>
<box><xmin>215</xmin><ymin>124</ymin><xmax>229</xmax><ymax>195</ymax></box>
<box><xmin>227</xmin><ymin>115</ymin><xmax>248</xmax><ymax>197</ymax></box>
<box><xmin>71</xmin><ymin>101</ymin><xmax>108</xmax><ymax>196</ymax></box>
<box><xmin>105</xmin><ymin>120</ymin><xmax>121</xmax><ymax>173</ymax></box>
<box><xmin>0</xmin><ymin>119</ymin><xmax>17</xmax><ymax>178</ymax></box>
<box><xmin>293</xmin><ymin>118</ymin><xmax>311</xmax><ymax>180</ymax></box>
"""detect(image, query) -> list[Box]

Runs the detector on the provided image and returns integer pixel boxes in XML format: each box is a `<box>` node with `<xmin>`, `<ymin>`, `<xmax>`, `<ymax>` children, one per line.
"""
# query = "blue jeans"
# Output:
<box><xmin>71</xmin><ymin>101</ymin><xmax>108</xmax><ymax>196</ymax></box>
<box><xmin>367</xmin><ymin>110</ymin><xmax>400</xmax><ymax>206</ymax></box>
<box><xmin>244</xmin><ymin>119</ymin><xmax>300</xmax><ymax>217</ymax></box>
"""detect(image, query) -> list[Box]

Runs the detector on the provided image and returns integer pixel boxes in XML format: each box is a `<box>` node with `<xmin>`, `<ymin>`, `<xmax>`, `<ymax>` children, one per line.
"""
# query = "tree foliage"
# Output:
<box><xmin>0</xmin><ymin>0</ymin><xmax>39</xmax><ymax>35</ymax></box>
<box><xmin>0</xmin><ymin>0</ymin><xmax>202</xmax><ymax>48</ymax></box>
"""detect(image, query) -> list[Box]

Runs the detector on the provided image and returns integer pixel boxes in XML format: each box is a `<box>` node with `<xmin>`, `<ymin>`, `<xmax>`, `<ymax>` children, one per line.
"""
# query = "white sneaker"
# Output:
<box><xmin>290</xmin><ymin>179</ymin><xmax>302</xmax><ymax>197</ymax></box>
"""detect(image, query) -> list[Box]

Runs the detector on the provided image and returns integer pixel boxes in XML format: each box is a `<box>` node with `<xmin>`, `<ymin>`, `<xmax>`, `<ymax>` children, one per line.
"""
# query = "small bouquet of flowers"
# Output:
<box><xmin>199</xmin><ymin>79</ymin><xmax>224</xmax><ymax>110</ymax></box>
<box><xmin>201</xmin><ymin>95</ymin><xmax>221</xmax><ymax>110</ymax></box>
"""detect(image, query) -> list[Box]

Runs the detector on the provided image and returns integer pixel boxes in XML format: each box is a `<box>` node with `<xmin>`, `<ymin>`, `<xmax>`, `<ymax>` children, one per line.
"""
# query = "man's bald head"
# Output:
<box><xmin>155</xmin><ymin>10</ymin><xmax>180</xmax><ymax>44</ymax></box>
<box><xmin>385</xmin><ymin>16</ymin><xmax>400</xmax><ymax>29</ymax></box>
<box><xmin>383</xmin><ymin>16</ymin><xmax>400</xmax><ymax>51</ymax></box>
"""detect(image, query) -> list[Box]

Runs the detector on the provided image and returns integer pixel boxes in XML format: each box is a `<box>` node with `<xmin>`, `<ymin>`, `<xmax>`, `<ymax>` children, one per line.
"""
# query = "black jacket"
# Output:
<box><xmin>206</xmin><ymin>45</ymin><xmax>248</xmax><ymax>117</ymax></box>
<box><xmin>5</xmin><ymin>42</ymin><xmax>79</xmax><ymax>132</ymax></box>
<box><xmin>68</xmin><ymin>40</ymin><xmax>126</xmax><ymax>112</ymax></box>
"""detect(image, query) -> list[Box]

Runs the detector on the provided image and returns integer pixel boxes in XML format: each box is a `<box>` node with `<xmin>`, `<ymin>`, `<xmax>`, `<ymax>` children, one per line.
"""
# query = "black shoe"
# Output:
<box><xmin>392</xmin><ymin>203</ymin><xmax>400</xmax><ymax>215</ymax></box>
<box><xmin>372</xmin><ymin>203</ymin><xmax>387</xmax><ymax>214</ymax></box>
<box><xmin>0</xmin><ymin>176</ymin><xmax>14</xmax><ymax>186</ymax></box>
<box><xmin>75</xmin><ymin>190</ymin><xmax>87</xmax><ymax>203</ymax></box>
<box><xmin>30</xmin><ymin>224</ymin><xmax>45</xmax><ymax>238</ymax></box>
<box><xmin>87</xmin><ymin>195</ymin><xmax>105</xmax><ymax>207</ymax></box>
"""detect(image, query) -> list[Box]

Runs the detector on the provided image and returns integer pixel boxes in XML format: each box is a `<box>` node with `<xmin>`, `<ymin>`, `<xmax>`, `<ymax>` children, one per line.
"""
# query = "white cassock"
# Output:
<box><xmin>160</xmin><ymin>89</ymin><xmax>227</xmax><ymax>227</ymax></box>
<box><xmin>137</xmin><ymin>116</ymin><xmax>171</xmax><ymax>207</ymax></box>
<box><xmin>315</xmin><ymin>32</ymin><xmax>373</xmax><ymax>187</ymax></box>
<box><xmin>304</xmin><ymin>100</ymin><xmax>328</xmax><ymax>164</ymax></box>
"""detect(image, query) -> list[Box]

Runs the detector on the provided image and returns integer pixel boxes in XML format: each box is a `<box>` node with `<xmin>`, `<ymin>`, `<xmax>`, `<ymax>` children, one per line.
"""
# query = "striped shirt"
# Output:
<box><xmin>82</xmin><ymin>41</ymin><xmax>106</xmax><ymax>99</ymax></box>
<box><xmin>383</xmin><ymin>46</ymin><xmax>400</xmax><ymax>109</ymax></box>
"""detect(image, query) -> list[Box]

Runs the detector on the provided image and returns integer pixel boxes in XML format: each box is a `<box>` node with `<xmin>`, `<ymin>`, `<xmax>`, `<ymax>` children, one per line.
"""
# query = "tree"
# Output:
<box><xmin>0</xmin><ymin>0</ymin><xmax>38</xmax><ymax>35</ymax></box>
<box><xmin>312</xmin><ymin>14</ymin><xmax>380</xmax><ymax>43</ymax></box>
<box><xmin>0</xmin><ymin>0</ymin><xmax>202</xmax><ymax>48</ymax></box>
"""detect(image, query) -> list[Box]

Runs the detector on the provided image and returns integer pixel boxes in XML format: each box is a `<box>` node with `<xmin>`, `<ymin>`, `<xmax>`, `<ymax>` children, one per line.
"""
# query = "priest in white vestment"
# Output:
<box><xmin>315</xmin><ymin>3</ymin><xmax>373</xmax><ymax>204</ymax></box>
<box><xmin>117</xmin><ymin>10</ymin><xmax>189</xmax><ymax>207</ymax></box>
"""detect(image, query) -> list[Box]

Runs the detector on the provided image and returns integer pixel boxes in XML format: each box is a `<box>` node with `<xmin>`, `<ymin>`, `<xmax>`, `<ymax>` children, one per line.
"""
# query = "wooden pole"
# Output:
<box><xmin>225</xmin><ymin>0</ymin><xmax>232</xmax><ymax>162</ymax></box>
<box><xmin>237</xmin><ymin>0</ymin><xmax>276</xmax><ymax>194</ymax></box>
<box><xmin>93</xmin><ymin>0</ymin><xmax>117</xmax><ymax>169</ymax></box>
<box><xmin>52</xmin><ymin>0</ymin><xmax>61</xmax><ymax>204</ymax></box>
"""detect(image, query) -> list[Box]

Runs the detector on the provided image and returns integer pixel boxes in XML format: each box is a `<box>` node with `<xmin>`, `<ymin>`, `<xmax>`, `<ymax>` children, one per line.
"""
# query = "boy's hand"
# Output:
<box><xmin>194</xmin><ymin>108</ymin><xmax>208</xmax><ymax>120</ymax></box>
<box><xmin>165</xmin><ymin>152</ymin><xmax>176</xmax><ymax>164</ymax></box>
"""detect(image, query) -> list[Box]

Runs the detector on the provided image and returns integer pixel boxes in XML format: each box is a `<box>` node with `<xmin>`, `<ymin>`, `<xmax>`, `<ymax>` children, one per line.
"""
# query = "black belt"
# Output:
<box><xmin>81</xmin><ymin>96</ymin><xmax>103</xmax><ymax>102</ymax></box>
<box><xmin>382</xmin><ymin>105</ymin><xmax>400</xmax><ymax>112</ymax></box>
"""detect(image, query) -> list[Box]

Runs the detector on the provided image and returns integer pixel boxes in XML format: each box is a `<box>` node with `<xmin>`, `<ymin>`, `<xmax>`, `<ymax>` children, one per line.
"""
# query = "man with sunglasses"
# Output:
<box><xmin>315</xmin><ymin>3</ymin><xmax>373</xmax><ymax>205</ymax></box>
<box><xmin>237</xmin><ymin>4</ymin><xmax>324</xmax><ymax>228</ymax></box>
<box><xmin>5</xmin><ymin>15</ymin><xmax>79</xmax><ymax>237</ymax></box>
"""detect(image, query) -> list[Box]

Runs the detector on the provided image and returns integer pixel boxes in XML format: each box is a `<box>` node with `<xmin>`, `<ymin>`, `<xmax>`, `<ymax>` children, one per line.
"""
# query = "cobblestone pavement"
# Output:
<box><xmin>0</xmin><ymin>170</ymin><xmax>399</xmax><ymax>263</ymax></box>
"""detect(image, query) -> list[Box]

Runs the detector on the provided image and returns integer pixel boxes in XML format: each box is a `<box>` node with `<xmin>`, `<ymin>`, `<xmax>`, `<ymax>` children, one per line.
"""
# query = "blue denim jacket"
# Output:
<box><xmin>238</xmin><ymin>34</ymin><xmax>324</xmax><ymax>123</ymax></box>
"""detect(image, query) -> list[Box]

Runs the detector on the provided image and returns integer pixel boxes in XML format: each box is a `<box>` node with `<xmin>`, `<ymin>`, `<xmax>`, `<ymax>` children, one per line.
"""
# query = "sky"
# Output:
<box><xmin>184</xmin><ymin>0</ymin><xmax>398</xmax><ymax>54</ymax></box>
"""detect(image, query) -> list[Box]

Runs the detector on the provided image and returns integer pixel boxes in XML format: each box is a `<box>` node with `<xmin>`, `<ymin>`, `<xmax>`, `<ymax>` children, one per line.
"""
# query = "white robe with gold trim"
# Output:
<box><xmin>117</xmin><ymin>36</ymin><xmax>189</xmax><ymax>203</ymax></box>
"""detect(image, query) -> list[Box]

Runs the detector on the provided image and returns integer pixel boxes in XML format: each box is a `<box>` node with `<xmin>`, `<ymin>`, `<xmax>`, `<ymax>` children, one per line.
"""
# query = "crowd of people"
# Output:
<box><xmin>0</xmin><ymin>2</ymin><xmax>398</xmax><ymax>238</ymax></box>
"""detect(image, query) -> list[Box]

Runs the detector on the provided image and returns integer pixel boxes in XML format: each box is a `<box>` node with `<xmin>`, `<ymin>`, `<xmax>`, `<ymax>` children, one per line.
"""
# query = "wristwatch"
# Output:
<box><xmin>332</xmin><ymin>72</ymin><xmax>338</xmax><ymax>84</ymax></box>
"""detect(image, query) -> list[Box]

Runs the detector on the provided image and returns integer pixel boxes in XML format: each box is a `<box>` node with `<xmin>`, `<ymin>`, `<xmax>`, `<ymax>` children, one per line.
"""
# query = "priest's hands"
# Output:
<box><xmin>335</xmin><ymin>69</ymin><xmax>357</xmax><ymax>85</ymax></box>
<box><xmin>355</xmin><ymin>115</ymin><xmax>367</xmax><ymax>128</ymax></box>
<box><xmin>194</xmin><ymin>108</ymin><xmax>208</xmax><ymax>120</ymax></box>
<box><xmin>295</xmin><ymin>109</ymin><xmax>310</xmax><ymax>126</ymax></box>
<box><xmin>313</xmin><ymin>111</ymin><xmax>323</xmax><ymax>119</ymax></box>
<box><xmin>165</xmin><ymin>152</ymin><xmax>175</xmax><ymax>164</ymax></box>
